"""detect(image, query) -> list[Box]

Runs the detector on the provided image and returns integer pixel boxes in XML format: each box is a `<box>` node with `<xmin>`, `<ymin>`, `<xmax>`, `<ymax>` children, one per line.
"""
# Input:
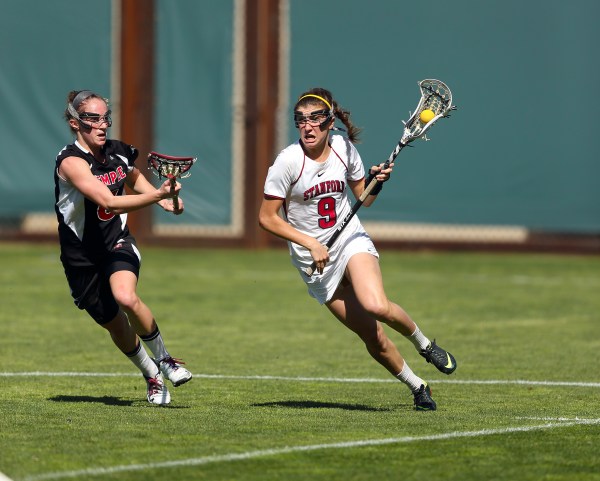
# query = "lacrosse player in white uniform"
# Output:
<box><xmin>260</xmin><ymin>88</ymin><xmax>457</xmax><ymax>411</ymax></box>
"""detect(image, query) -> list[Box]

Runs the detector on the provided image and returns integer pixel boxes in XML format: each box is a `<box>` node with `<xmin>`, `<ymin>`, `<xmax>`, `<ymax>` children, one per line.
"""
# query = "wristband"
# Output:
<box><xmin>365</xmin><ymin>176</ymin><xmax>383</xmax><ymax>195</ymax></box>
<box><xmin>366</xmin><ymin>167</ymin><xmax>388</xmax><ymax>195</ymax></box>
<box><xmin>369</xmin><ymin>181</ymin><xmax>383</xmax><ymax>196</ymax></box>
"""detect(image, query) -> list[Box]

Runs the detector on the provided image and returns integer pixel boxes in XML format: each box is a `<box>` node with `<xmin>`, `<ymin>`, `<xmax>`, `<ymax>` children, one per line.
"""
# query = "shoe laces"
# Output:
<box><xmin>422</xmin><ymin>340</ymin><xmax>440</xmax><ymax>358</ymax></box>
<box><xmin>414</xmin><ymin>383</ymin><xmax>427</xmax><ymax>395</ymax></box>
<box><xmin>161</xmin><ymin>356</ymin><xmax>186</xmax><ymax>368</ymax></box>
<box><xmin>147</xmin><ymin>377</ymin><xmax>164</xmax><ymax>394</ymax></box>
<box><xmin>414</xmin><ymin>384</ymin><xmax>433</xmax><ymax>401</ymax></box>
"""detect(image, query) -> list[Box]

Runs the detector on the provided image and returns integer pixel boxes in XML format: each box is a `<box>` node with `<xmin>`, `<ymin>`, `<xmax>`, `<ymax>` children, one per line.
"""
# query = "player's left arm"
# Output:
<box><xmin>349</xmin><ymin>162</ymin><xmax>394</xmax><ymax>207</ymax></box>
<box><xmin>126</xmin><ymin>166</ymin><xmax>183</xmax><ymax>213</ymax></box>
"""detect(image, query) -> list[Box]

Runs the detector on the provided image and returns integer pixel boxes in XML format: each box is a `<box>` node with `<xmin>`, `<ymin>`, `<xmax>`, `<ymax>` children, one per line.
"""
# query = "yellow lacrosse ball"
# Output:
<box><xmin>420</xmin><ymin>109</ymin><xmax>435</xmax><ymax>123</ymax></box>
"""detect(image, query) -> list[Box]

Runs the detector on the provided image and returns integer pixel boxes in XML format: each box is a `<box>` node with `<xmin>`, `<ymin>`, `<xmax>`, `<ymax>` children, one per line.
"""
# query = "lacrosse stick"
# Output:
<box><xmin>305</xmin><ymin>79</ymin><xmax>456</xmax><ymax>277</ymax></box>
<box><xmin>147</xmin><ymin>152</ymin><xmax>197</xmax><ymax>210</ymax></box>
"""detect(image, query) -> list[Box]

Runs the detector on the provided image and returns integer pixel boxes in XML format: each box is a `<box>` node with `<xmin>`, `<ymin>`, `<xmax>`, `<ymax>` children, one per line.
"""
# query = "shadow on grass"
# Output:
<box><xmin>49</xmin><ymin>394</ymin><xmax>191</xmax><ymax>408</ymax></box>
<box><xmin>253</xmin><ymin>400</ymin><xmax>392</xmax><ymax>412</ymax></box>
<box><xmin>49</xmin><ymin>395</ymin><xmax>134</xmax><ymax>406</ymax></box>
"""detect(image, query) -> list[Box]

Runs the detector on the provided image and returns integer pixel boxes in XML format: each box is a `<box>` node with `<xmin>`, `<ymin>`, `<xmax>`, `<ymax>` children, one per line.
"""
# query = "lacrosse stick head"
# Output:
<box><xmin>147</xmin><ymin>151</ymin><xmax>196</xmax><ymax>180</ymax></box>
<box><xmin>402</xmin><ymin>79</ymin><xmax>456</xmax><ymax>143</ymax></box>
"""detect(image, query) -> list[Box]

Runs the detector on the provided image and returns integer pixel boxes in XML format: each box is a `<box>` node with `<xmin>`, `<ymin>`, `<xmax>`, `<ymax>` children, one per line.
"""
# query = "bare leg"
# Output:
<box><xmin>109</xmin><ymin>270</ymin><xmax>156</xmax><ymax>336</ymax></box>
<box><xmin>98</xmin><ymin>308</ymin><xmax>159</xmax><ymax>378</ymax></box>
<box><xmin>345</xmin><ymin>253</ymin><xmax>457</xmax><ymax>376</ymax></box>
<box><xmin>101</xmin><ymin>308</ymin><xmax>138</xmax><ymax>353</ymax></box>
<box><xmin>108</xmin><ymin>270</ymin><xmax>192</xmax><ymax>386</ymax></box>
<box><xmin>345</xmin><ymin>253</ymin><xmax>417</xmax><ymax>336</ymax></box>
<box><xmin>327</xmin><ymin>282</ymin><xmax>406</xmax><ymax>376</ymax></box>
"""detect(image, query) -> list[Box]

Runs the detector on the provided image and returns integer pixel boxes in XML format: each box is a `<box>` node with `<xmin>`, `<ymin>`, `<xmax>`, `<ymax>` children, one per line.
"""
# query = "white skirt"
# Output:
<box><xmin>293</xmin><ymin>230</ymin><xmax>379</xmax><ymax>304</ymax></box>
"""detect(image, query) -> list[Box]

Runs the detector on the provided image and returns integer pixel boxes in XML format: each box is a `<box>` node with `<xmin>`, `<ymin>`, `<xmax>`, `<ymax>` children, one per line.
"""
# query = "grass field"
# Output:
<box><xmin>1</xmin><ymin>242</ymin><xmax>599</xmax><ymax>481</ymax></box>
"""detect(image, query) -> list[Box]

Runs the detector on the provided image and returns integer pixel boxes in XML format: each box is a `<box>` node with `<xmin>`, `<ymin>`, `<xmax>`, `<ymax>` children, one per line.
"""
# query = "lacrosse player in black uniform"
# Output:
<box><xmin>54</xmin><ymin>90</ymin><xmax>192</xmax><ymax>405</ymax></box>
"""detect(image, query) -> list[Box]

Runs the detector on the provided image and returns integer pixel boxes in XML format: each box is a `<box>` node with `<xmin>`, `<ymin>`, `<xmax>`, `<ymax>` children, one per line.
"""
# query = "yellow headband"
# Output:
<box><xmin>298</xmin><ymin>94</ymin><xmax>332</xmax><ymax>110</ymax></box>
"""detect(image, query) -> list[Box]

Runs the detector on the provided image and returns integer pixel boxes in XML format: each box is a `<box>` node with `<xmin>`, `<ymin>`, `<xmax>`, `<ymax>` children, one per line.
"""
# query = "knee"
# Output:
<box><xmin>361</xmin><ymin>296</ymin><xmax>391</xmax><ymax>321</ymax></box>
<box><xmin>112</xmin><ymin>290</ymin><xmax>140</xmax><ymax>313</ymax></box>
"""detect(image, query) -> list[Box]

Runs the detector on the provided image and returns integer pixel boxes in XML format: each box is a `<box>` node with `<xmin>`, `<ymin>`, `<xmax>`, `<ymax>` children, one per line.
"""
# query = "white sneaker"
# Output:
<box><xmin>145</xmin><ymin>373</ymin><xmax>171</xmax><ymax>405</ymax></box>
<box><xmin>158</xmin><ymin>356</ymin><xmax>192</xmax><ymax>387</ymax></box>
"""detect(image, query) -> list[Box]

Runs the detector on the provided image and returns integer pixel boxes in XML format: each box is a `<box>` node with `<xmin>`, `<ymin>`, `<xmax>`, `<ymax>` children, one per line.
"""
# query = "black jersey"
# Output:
<box><xmin>54</xmin><ymin>139</ymin><xmax>139</xmax><ymax>267</ymax></box>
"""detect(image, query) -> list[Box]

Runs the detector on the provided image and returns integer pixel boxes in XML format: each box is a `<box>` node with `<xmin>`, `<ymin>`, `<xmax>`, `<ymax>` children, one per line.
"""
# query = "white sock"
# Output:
<box><xmin>125</xmin><ymin>342</ymin><xmax>159</xmax><ymax>378</ymax></box>
<box><xmin>396</xmin><ymin>362</ymin><xmax>426</xmax><ymax>393</ymax></box>
<box><xmin>140</xmin><ymin>327</ymin><xmax>169</xmax><ymax>361</ymax></box>
<box><xmin>406</xmin><ymin>326</ymin><xmax>430</xmax><ymax>351</ymax></box>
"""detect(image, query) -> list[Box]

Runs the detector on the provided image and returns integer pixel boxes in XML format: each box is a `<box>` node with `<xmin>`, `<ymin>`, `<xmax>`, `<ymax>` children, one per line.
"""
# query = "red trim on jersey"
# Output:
<box><xmin>263</xmin><ymin>194</ymin><xmax>288</xmax><ymax>220</ymax></box>
<box><xmin>291</xmin><ymin>155</ymin><xmax>305</xmax><ymax>185</ymax></box>
<box><xmin>330</xmin><ymin>145</ymin><xmax>348</xmax><ymax>172</ymax></box>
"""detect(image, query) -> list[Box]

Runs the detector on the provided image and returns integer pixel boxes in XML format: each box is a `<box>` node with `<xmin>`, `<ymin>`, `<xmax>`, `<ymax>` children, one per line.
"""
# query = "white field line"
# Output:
<box><xmin>0</xmin><ymin>472</ymin><xmax>15</xmax><ymax>481</ymax></box>
<box><xmin>1</xmin><ymin>372</ymin><xmax>600</xmax><ymax>388</ymax></box>
<box><xmin>19</xmin><ymin>417</ymin><xmax>600</xmax><ymax>481</ymax></box>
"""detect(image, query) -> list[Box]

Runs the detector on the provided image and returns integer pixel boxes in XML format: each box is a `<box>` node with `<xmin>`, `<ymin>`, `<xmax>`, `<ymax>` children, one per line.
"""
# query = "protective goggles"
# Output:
<box><xmin>78</xmin><ymin>111</ymin><xmax>112</xmax><ymax>128</ymax></box>
<box><xmin>294</xmin><ymin>109</ymin><xmax>332</xmax><ymax>128</ymax></box>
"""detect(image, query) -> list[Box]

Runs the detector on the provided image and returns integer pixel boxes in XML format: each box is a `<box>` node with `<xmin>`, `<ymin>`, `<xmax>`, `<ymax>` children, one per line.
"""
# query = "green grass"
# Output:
<box><xmin>1</xmin><ymin>242</ymin><xmax>599</xmax><ymax>481</ymax></box>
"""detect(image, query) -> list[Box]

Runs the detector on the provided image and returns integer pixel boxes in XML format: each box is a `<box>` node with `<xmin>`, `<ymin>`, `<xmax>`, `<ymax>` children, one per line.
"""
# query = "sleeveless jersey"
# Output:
<box><xmin>54</xmin><ymin>139</ymin><xmax>138</xmax><ymax>267</ymax></box>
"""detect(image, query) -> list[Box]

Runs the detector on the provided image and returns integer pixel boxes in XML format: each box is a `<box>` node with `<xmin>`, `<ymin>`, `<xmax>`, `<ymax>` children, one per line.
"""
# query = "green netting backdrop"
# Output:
<box><xmin>1</xmin><ymin>0</ymin><xmax>598</xmax><ymax>233</ymax></box>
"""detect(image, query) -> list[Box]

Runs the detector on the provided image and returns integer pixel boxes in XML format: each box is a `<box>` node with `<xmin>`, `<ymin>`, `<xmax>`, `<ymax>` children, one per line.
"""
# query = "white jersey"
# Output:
<box><xmin>264</xmin><ymin>134</ymin><xmax>378</xmax><ymax>303</ymax></box>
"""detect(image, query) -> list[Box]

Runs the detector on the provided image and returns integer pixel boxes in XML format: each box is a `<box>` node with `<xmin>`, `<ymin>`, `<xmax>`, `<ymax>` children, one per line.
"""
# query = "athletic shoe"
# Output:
<box><xmin>145</xmin><ymin>373</ymin><xmax>171</xmax><ymax>405</ymax></box>
<box><xmin>413</xmin><ymin>383</ymin><xmax>436</xmax><ymax>411</ymax></box>
<box><xmin>158</xmin><ymin>356</ymin><xmax>192</xmax><ymax>387</ymax></box>
<box><xmin>420</xmin><ymin>340</ymin><xmax>457</xmax><ymax>375</ymax></box>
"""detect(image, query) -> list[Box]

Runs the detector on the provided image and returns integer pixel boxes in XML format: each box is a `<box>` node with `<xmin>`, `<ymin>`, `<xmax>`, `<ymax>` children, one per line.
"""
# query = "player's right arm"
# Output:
<box><xmin>58</xmin><ymin>156</ymin><xmax>178</xmax><ymax>215</ymax></box>
<box><xmin>258</xmin><ymin>196</ymin><xmax>330</xmax><ymax>271</ymax></box>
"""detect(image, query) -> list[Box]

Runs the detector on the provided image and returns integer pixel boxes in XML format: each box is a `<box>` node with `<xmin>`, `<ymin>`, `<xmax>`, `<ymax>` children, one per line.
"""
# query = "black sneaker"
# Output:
<box><xmin>413</xmin><ymin>384</ymin><xmax>436</xmax><ymax>411</ymax></box>
<box><xmin>420</xmin><ymin>340</ymin><xmax>457</xmax><ymax>375</ymax></box>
